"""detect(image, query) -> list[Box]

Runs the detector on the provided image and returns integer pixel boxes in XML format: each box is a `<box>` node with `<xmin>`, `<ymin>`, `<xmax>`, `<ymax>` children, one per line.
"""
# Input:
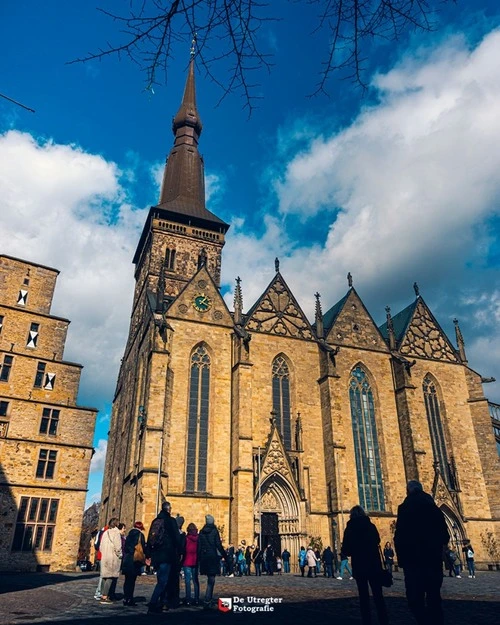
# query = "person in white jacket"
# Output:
<box><xmin>99</xmin><ymin>517</ymin><xmax>122</xmax><ymax>604</ymax></box>
<box><xmin>306</xmin><ymin>547</ymin><xmax>318</xmax><ymax>578</ymax></box>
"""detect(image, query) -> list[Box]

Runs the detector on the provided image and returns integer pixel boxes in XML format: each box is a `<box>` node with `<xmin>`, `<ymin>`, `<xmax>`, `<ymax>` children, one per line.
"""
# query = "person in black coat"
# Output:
<box><xmin>322</xmin><ymin>546</ymin><xmax>335</xmax><ymax>578</ymax></box>
<box><xmin>341</xmin><ymin>505</ymin><xmax>389</xmax><ymax>625</ymax></box>
<box><xmin>145</xmin><ymin>501</ymin><xmax>181</xmax><ymax>613</ymax></box>
<box><xmin>121</xmin><ymin>521</ymin><xmax>148</xmax><ymax>606</ymax></box>
<box><xmin>394</xmin><ymin>480</ymin><xmax>449</xmax><ymax>625</ymax></box>
<box><xmin>198</xmin><ymin>514</ymin><xmax>226</xmax><ymax>610</ymax></box>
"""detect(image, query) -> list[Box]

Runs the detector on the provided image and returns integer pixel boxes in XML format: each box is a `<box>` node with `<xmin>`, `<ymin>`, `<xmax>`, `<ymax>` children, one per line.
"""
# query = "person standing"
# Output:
<box><xmin>298</xmin><ymin>546</ymin><xmax>307</xmax><ymax>577</ymax></box>
<box><xmin>245</xmin><ymin>545</ymin><xmax>253</xmax><ymax>575</ymax></box>
<box><xmin>93</xmin><ymin>523</ymin><xmax>108</xmax><ymax>600</ymax></box>
<box><xmin>383</xmin><ymin>542</ymin><xmax>395</xmax><ymax>575</ymax></box>
<box><xmin>341</xmin><ymin>506</ymin><xmax>389</xmax><ymax>625</ymax></box>
<box><xmin>253</xmin><ymin>545</ymin><xmax>263</xmax><ymax>576</ymax></box>
<box><xmin>394</xmin><ymin>480</ymin><xmax>449</xmax><ymax>625</ymax></box>
<box><xmin>264</xmin><ymin>544</ymin><xmax>275</xmax><ymax>575</ymax></box>
<box><xmin>281</xmin><ymin>548</ymin><xmax>291</xmax><ymax>573</ymax></box>
<box><xmin>306</xmin><ymin>546</ymin><xmax>318</xmax><ymax>577</ymax></box>
<box><xmin>165</xmin><ymin>515</ymin><xmax>186</xmax><ymax>609</ymax></box>
<box><xmin>145</xmin><ymin>501</ymin><xmax>181</xmax><ymax>614</ymax></box>
<box><xmin>462</xmin><ymin>540</ymin><xmax>475</xmax><ymax>578</ymax></box>
<box><xmin>198</xmin><ymin>514</ymin><xmax>226</xmax><ymax>610</ymax></box>
<box><xmin>122</xmin><ymin>521</ymin><xmax>148</xmax><ymax>606</ymax></box>
<box><xmin>322</xmin><ymin>546</ymin><xmax>335</xmax><ymax>578</ymax></box>
<box><xmin>99</xmin><ymin>518</ymin><xmax>122</xmax><ymax>605</ymax></box>
<box><xmin>183</xmin><ymin>523</ymin><xmax>200</xmax><ymax>605</ymax></box>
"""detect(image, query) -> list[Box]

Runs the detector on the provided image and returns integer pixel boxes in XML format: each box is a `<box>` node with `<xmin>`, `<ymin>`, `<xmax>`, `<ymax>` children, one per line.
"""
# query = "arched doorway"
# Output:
<box><xmin>441</xmin><ymin>505</ymin><xmax>465</xmax><ymax>566</ymax></box>
<box><xmin>255</xmin><ymin>474</ymin><xmax>302</xmax><ymax>569</ymax></box>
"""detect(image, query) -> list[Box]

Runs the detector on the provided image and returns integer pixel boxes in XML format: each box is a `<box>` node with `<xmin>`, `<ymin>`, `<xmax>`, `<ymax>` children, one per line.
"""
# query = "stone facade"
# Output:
<box><xmin>0</xmin><ymin>255</ymin><xmax>97</xmax><ymax>572</ymax></box>
<box><xmin>101</xmin><ymin>64</ymin><xmax>500</xmax><ymax>569</ymax></box>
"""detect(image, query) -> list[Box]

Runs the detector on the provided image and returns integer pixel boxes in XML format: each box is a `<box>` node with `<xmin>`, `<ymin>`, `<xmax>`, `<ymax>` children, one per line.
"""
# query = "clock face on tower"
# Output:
<box><xmin>193</xmin><ymin>293</ymin><xmax>212</xmax><ymax>312</ymax></box>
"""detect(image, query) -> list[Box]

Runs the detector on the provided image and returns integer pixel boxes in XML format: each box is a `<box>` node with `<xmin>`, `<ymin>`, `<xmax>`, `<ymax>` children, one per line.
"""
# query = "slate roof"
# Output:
<box><xmin>320</xmin><ymin>292</ymin><xmax>349</xmax><ymax>334</ymax></box>
<box><xmin>379</xmin><ymin>300</ymin><xmax>418</xmax><ymax>345</ymax></box>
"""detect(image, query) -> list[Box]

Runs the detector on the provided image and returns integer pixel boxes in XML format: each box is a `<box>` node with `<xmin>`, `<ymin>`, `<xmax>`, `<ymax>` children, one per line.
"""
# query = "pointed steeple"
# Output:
<box><xmin>453</xmin><ymin>318</ymin><xmax>467</xmax><ymax>363</ymax></box>
<box><xmin>156</xmin><ymin>47</ymin><xmax>227</xmax><ymax>231</ymax></box>
<box><xmin>234</xmin><ymin>276</ymin><xmax>243</xmax><ymax>325</ymax></box>
<box><xmin>385</xmin><ymin>306</ymin><xmax>396</xmax><ymax>351</ymax></box>
<box><xmin>315</xmin><ymin>292</ymin><xmax>324</xmax><ymax>339</ymax></box>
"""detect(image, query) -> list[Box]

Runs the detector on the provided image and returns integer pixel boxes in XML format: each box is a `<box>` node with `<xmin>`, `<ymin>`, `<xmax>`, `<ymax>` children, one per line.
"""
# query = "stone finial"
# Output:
<box><xmin>198</xmin><ymin>248</ymin><xmax>207</xmax><ymax>269</ymax></box>
<box><xmin>413</xmin><ymin>282</ymin><xmax>420</xmax><ymax>297</ymax></box>
<box><xmin>270</xmin><ymin>409</ymin><xmax>278</xmax><ymax>426</ymax></box>
<box><xmin>275</xmin><ymin>257</ymin><xmax>280</xmax><ymax>273</ymax></box>
<box><xmin>453</xmin><ymin>318</ymin><xmax>467</xmax><ymax>363</ymax></box>
<box><xmin>385</xmin><ymin>305</ymin><xmax>396</xmax><ymax>351</ymax></box>
<box><xmin>315</xmin><ymin>292</ymin><xmax>324</xmax><ymax>339</ymax></box>
<box><xmin>347</xmin><ymin>272</ymin><xmax>353</xmax><ymax>288</ymax></box>
<box><xmin>234</xmin><ymin>276</ymin><xmax>243</xmax><ymax>325</ymax></box>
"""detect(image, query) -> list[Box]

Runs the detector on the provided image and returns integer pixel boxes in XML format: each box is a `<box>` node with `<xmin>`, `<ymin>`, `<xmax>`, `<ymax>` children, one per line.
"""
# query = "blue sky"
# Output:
<box><xmin>1</xmin><ymin>1</ymin><xmax>499</xmax><ymax>505</ymax></box>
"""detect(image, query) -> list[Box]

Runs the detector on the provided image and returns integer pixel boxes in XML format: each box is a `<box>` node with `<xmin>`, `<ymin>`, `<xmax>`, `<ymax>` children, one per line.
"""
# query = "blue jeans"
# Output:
<box><xmin>283</xmin><ymin>560</ymin><xmax>290</xmax><ymax>573</ymax></box>
<box><xmin>183</xmin><ymin>566</ymin><xmax>199</xmax><ymax>603</ymax></box>
<box><xmin>339</xmin><ymin>559</ymin><xmax>352</xmax><ymax>578</ymax></box>
<box><xmin>466</xmin><ymin>558</ymin><xmax>475</xmax><ymax>576</ymax></box>
<box><xmin>325</xmin><ymin>563</ymin><xmax>333</xmax><ymax>578</ymax></box>
<box><xmin>255</xmin><ymin>561</ymin><xmax>262</xmax><ymax>576</ymax></box>
<box><xmin>149</xmin><ymin>562</ymin><xmax>171</xmax><ymax>607</ymax></box>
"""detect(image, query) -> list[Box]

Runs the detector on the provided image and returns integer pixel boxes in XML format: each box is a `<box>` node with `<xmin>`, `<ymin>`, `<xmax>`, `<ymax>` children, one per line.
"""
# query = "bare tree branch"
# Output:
<box><xmin>69</xmin><ymin>0</ymin><xmax>456</xmax><ymax>110</ymax></box>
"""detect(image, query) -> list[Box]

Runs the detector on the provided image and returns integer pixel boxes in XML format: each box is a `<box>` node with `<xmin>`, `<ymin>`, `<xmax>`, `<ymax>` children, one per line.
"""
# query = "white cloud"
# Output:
<box><xmin>90</xmin><ymin>439</ymin><xmax>108</xmax><ymax>474</ymax></box>
<box><xmin>222</xmin><ymin>29</ymin><xmax>500</xmax><ymax>400</ymax></box>
<box><xmin>0</xmin><ymin>130</ymin><xmax>145</xmax><ymax>406</ymax></box>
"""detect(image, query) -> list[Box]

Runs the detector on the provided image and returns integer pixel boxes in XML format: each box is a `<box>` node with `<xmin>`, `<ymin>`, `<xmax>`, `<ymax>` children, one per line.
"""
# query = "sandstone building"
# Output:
<box><xmin>101</xmin><ymin>60</ymin><xmax>500</xmax><ymax>567</ymax></box>
<box><xmin>0</xmin><ymin>255</ymin><xmax>97</xmax><ymax>571</ymax></box>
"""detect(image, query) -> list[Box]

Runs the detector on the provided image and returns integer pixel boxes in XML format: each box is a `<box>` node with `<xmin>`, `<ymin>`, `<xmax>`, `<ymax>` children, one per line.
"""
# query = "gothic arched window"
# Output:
<box><xmin>272</xmin><ymin>356</ymin><xmax>292</xmax><ymax>449</ymax></box>
<box><xmin>349</xmin><ymin>366</ymin><xmax>385</xmax><ymax>511</ymax></box>
<box><xmin>423</xmin><ymin>376</ymin><xmax>449</xmax><ymax>484</ymax></box>
<box><xmin>185</xmin><ymin>345</ymin><xmax>210</xmax><ymax>492</ymax></box>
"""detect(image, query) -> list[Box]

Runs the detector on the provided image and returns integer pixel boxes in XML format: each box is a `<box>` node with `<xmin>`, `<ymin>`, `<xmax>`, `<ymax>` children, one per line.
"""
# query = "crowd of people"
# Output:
<box><xmin>90</xmin><ymin>481</ymin><xmax>476</xmax><ymax>623</ymax></box>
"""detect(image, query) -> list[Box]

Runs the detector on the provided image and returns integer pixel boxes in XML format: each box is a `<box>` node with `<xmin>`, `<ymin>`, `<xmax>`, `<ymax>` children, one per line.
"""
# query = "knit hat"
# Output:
<box><xmin>176</xmin><ymin>516</ymin><xmax>185</xmax><ymax>529</ymax></box>
<box><xmin>205</xmin><ymin>514</ymin><xmax>215</xmax><ymax>525</ymax></box>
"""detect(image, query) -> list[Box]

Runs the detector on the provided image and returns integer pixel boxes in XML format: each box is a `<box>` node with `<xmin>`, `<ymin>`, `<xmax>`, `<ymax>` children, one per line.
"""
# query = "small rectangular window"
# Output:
<box><xmin>0</xmin><ymin>421</ymin><xmax>8</xmax><ymax>438</ymax></box>
<box><xmin>36</xmin><ymin>449</ymin><xmax>57</xmax><ymax>479</ymax></box>
<box><xmin>0</xmin><ymin>400</ymin><xmax>9</xmax><ymax>417</ymax></box>
<box><xmin>0</xmin><ymin>315</ymin><xmax>4</xmax><ymax>335</ymax></box>
<box><xmin>40</xmin><ymin>408</ymin><xmax>59</xmax><ymax>436</ymax></box>
<box><xmin>27</xmin><ymin>323</ymin><xmax>40</xmax><ymax>349</ymax></box>
<box><xmin>0</xmin><ymin>355</ymin><xmax>13</xmax><ymax>382</ymax></box>
<box><xmin>43</xmin><ymin>373</ymin><xmax>56</xmax><ymax>391</ymax></box>
<box><xmin>34</xmin><ymin>362</ymin><xmax>46</xmax><ymax>388</ymax></box>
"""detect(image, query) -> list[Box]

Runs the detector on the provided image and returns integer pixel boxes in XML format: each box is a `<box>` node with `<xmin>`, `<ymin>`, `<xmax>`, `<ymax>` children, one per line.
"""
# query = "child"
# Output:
<box><xmin>276</xmin><ymin>556</ymin><xmax>283</xmax><ymax>575</ymax></box>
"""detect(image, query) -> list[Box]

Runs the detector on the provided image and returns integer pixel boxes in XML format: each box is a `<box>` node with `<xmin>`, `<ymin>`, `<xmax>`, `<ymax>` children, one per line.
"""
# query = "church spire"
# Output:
<box><xmin>234</xmin><ymin>276</ymin><xmax>243</xmax><ymax>325</ymax></box>
<box><xmin>315</xmin><ymin>292</ymin><xmax>324</xmax><ymax>339</ymax></box>
<box><xmin>156</xmin><ymin>42</ymin><xmax>227</xmax><ymax>231</ymax></box>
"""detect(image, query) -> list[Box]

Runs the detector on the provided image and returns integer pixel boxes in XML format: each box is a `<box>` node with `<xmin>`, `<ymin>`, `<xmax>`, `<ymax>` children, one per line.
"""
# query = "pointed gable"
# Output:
<box><xmin>166</xmin><ymin>264</ymin><xmax>233</xmax><ymax>326</ymax></box>
<box><xmin>325</xmin><ymin>289</ymin><xmax>388</xmax><ymax>351</ymax></box>
<box><xmin>398</xmin><ymin>298</ymin><xmax>458</xmax><ymax>363</ymax></box>
<box><xmin>379</xmin><ymin>301</ymin><xmax>417</xmax><ymax>348</ymax></box>
<box><xmin>257</xmin><ymin>423</ymin><xmax>300</xmax><ymax>497</ymax></box>
<box><xmin>245</xmin><ymin>273</ymin><xmax>314</xmax><ymax>340</ymax></box>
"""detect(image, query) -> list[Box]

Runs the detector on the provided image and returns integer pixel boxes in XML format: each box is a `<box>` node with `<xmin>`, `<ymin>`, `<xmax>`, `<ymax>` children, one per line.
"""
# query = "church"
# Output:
<box><xmin>100</xmin><ymin>58</ymin><xmax>500</xmax><ymax>568</ymax></box>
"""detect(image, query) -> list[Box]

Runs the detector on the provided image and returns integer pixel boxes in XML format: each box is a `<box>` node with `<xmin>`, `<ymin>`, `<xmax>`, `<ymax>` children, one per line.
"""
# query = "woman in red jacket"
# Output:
<box><xmin>183</xmin><ymin>523</ymin><xmax>200</xmax><ymax>605</ymax></box>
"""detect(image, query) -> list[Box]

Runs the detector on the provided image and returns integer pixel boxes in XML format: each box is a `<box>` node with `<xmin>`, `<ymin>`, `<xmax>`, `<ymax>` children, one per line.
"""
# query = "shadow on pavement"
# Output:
<box><xmin>7</xmin><ymin>596</ymin><xmax>499</xmax><ymax>625</ymax></box>
<box><xmin>0</xmin><ymin>571</ymin><xmax>99</xmax><ymax>594</ymax></box>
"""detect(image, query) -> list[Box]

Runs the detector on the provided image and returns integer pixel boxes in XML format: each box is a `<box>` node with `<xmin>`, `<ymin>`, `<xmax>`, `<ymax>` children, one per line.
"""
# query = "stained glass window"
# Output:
<box><xmin>186</xmin><ymin>345</ymin><xmax>210</xmax><ymax>492</ymax></box>
<box><xmin>423</xmin><ymin>376</ymin><xmax>450</xmax><ymax>485</ymax></box>
<box><xmin>272</xmin><ymin>356</ymin><xmax>292</xmax><ymax>449</ymax></box>
<box><xmin>349</xmin><ymin>366</ymin><xmax>385</xmax><ymax>511</ymax></box>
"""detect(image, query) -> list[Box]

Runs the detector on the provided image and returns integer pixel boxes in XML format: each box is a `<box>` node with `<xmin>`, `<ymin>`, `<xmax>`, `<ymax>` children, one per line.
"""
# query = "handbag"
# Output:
<box><xmin>133</xmin><ymin>536</ymin><xmax>145</xmax><ymax>563</ymax></box>
<box><xmin>378</xmin><ymin>546</ymin><xmax>393</xmax><ymax>588</ymax></box>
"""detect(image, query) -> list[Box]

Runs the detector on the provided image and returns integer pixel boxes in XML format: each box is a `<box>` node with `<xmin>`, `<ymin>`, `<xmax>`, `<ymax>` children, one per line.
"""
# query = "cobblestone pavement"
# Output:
<box><xmin>0</xmin><ymin>570</ymin><xmax>498</xmax><ymax>625</ymax></box>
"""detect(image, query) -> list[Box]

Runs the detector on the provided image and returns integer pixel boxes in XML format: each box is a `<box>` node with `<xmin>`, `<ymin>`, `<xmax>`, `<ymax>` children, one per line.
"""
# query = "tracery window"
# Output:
<box><xmin>349</xmin><ymin>366</ymin><xmax>385</xmax><ymax>511</ymax></box>
<box><xmin>185</xmin><ymin>345</ymin><xmax>210</xmax><ymax>492</ymax></box>
<box><xmin>272</xmin><ymin>355</ymin><xmax>292</xmax><ymax>449</ymax></box>
<box><xmin>423</xmin><ymin>376</ymin><xmax>450</xmax><ymax>485</ymax></box>
<box><xmin>165</xmin><ymin>248</ymin><xmax>176</xmax><ymax>271</ymax></box>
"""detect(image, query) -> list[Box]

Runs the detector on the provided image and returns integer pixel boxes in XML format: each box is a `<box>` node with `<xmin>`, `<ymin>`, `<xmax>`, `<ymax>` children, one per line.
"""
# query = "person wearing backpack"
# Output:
<box><xmin>145</xmin><ymin>501</ymin><xmax>181</xmax><ymax>614</ymax></box>
<box><xmin>462</xmin><ymin>540</ymin><xmax>475</xmax><ymax>578</ymax></box>
<box><xmin>121</xmin><ymin>521</ymin><xmax>148</xmax><ymax>606</ymax></box>
<box><xmin>298</xmin><ymin>546</ymin><xmax>307</xmax><ymax>576</ymax></box>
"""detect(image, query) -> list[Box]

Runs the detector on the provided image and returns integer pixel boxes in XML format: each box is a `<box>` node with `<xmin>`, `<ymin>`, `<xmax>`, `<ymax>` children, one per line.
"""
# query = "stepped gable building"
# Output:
<box><xmin>101</xmin><ymin>58</ymin><xmax>500</xmax><ymax>566</ymax></box>
<box><xmin>0</xmin><ymin>255</ymin><xmax>97</xmax><ymax>572</ymax></box>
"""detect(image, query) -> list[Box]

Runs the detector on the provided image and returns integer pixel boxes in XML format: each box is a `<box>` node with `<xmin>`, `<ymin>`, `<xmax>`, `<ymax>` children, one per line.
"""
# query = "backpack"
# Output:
<box><xmin>148</xmin><ymin>517</ymin><xmax>165</xmax><ymax>550</ymax></box>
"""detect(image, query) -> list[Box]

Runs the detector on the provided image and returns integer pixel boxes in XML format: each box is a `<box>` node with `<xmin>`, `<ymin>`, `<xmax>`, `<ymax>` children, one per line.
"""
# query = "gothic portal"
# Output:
<box><xmin>100</xmin><ymin>59</ymin><xmax>500</xmax><ymax>567</ymax></box>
